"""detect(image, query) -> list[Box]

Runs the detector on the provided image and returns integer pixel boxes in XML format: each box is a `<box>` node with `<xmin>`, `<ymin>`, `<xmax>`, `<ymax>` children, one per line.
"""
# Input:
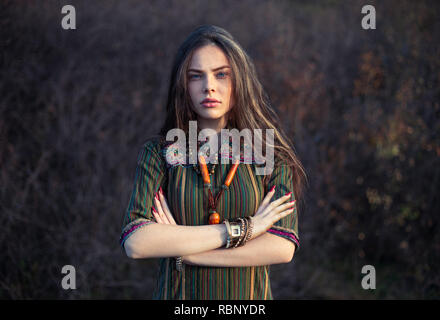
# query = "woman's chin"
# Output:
<box><xmin>196</xmin><ymin>110</ymin><xmax>226</xmax><ymax>120</ymax></box>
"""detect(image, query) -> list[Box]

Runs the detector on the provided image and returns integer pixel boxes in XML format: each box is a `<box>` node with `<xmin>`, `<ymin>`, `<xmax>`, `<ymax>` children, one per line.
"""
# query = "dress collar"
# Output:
<box><xmin>162</xmin><ymin>132</ymin><xmax>258</xmax><ymax>168</ymax></box>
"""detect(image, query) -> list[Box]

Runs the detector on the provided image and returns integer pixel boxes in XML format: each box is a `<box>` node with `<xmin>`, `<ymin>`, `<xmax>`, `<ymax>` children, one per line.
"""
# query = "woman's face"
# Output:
<box><xmin>187</xmin><ymin>44</ymin><xmax>235</xmax><ymax>131</ymax></box>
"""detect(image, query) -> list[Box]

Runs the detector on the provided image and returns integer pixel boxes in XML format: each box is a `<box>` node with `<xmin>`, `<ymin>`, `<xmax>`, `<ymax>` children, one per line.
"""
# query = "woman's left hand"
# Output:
<box><xmin>152</xmin><ymin>187</ymin><xmax>177</xmax><ymax>225</ymax></box>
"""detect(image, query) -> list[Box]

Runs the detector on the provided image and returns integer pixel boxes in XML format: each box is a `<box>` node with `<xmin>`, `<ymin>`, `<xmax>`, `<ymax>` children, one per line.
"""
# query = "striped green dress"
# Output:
<box><xmin>119</xmin><ymin>138</ymin><xmax>299</xmax><ymax>300</ymax></box>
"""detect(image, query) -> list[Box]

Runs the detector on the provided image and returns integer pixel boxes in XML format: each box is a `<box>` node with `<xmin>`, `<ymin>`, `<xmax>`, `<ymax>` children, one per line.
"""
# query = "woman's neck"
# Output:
<box><xmin>197</xmin><ymin>117</ymin><xmax>228</xmax><ymax>135</ymax></box>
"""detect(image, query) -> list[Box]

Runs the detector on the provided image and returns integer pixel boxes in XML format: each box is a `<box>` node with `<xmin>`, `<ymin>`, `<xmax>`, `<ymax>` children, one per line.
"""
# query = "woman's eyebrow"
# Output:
<box><xmin>187</xmin><ymin>66</ymin><xmax>231</xmax><ymax>73</ymax></box>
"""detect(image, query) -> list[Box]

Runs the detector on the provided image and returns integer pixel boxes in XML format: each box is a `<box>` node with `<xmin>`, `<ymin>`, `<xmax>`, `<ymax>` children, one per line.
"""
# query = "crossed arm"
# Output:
<box><xmin>180</xmin><ymin>232</ymin><xmax>295</xmax><ymax>267</ymax></box>
<box><xmin>123</xmin><ymin>187</ymin><xmax>297</xmax><ymax>267</ymax></box>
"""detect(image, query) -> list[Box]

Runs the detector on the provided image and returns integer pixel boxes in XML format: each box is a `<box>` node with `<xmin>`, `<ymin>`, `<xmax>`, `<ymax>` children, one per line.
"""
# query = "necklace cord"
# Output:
<box><xmin>199</xmin><ymin>157</ymin><xmax>239</xmax><ymax>223</ymax></box>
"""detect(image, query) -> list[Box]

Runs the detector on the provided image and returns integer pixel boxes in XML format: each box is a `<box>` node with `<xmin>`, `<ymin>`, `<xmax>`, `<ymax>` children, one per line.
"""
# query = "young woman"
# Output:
<box><xmin>119</xmin><ymin>25</ymin><xmax>306</xmax><ymax>300</ymax></box>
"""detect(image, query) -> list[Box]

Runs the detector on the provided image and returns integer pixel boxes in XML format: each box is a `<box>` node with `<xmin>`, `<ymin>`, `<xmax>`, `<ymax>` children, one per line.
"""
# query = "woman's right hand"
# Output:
<box><xmin>250</xmin><ymin>187</ymin><xmax>296</xmax><ymax>240</ymax></box>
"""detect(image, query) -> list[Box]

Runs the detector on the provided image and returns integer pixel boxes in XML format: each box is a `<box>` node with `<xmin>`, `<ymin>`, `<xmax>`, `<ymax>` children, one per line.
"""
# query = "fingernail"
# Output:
<box><xmin>159</xmin><ymin>186</ymin><xmax>163</xmax><ymax>194</ymax></box>
<box><xmin>290</xmin><ymin>200</ymin><xmax>296</xmax><ymax>203</ymax></box>
<box><xmin>285</xmin><ymin>192</ymin><xmax>292</xmax><ymax>197</ymax></box>
<box><xmin>270</xmin><ymin>186</ymin><xmax>276</xmax><ymax>192</ymax></box>
<box><xmin>152</xmin><ymin>207</ymin><xmax>157</xmax><ymax>214</ymax></box>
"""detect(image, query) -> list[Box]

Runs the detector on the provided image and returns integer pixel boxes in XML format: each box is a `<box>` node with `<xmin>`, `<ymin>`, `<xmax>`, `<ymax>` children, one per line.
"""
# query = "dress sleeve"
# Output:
<box><xmin>266</xmin><ymin>163</ymin><xmax>300</xmax><ymax>251</ymax></box>
<box><xmin>119</xmin><ymin>140</ymin><xmax>167</xmax><ymax>248</ymax></box>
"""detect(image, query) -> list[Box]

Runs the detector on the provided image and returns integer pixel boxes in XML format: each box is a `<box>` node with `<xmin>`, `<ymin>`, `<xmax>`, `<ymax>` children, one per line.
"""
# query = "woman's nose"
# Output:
<box><xmin>203</xmin><ymin>75</ymin><xmax>216</xmax><ymax>92</ymax></box>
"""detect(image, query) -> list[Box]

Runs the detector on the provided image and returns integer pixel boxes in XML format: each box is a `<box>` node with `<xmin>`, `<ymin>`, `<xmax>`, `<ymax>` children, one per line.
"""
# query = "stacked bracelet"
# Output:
<box><xmin>223</xmin><ymin>216</ymin><xmax>254</xmax><ymax>249</ymax></box>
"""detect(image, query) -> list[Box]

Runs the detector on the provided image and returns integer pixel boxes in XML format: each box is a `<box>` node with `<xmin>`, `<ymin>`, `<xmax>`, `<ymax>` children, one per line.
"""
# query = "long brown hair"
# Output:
<box><xmin>158</xmin><ymin>25</ymin><xmax>306</xmax><ymax>200</ymax></box>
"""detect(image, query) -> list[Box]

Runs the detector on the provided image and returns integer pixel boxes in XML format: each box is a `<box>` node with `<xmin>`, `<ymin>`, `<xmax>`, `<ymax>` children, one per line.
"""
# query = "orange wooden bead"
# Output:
<box><xmin>199</xmin><ymin>156</ymin><xmax>211</xmax><ymax>184</ymax></box>
<box><xmin>209</xmin><ymin>212</ymin><xmax>220</xmax><ymax>224</ymax></box>
<box><xmin>224</xmin><ymin>162</ymin><xmax>239</xmax><ymax>187</ymax></box>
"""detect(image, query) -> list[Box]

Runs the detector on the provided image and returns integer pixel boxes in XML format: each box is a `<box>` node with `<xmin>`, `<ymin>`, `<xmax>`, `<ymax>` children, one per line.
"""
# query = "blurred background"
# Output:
<box><xmin>1</xmin><ymin>0</ymin><xmax>439</xmax><ymax>299</ymax></box>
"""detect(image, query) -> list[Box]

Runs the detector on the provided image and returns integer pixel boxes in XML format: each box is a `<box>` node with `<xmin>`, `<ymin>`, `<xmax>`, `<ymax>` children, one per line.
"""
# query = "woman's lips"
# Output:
<box><xmin>201</xmin><ymin>102</ymin><xmax>220</xmax><ymax>108</ymax></box>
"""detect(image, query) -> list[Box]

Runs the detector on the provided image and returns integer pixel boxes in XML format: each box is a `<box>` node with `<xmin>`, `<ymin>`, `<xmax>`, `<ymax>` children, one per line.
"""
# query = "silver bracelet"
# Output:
<box><xmin>223</xmin><ymin>219</ymin><xmax>232</xmax><ymax>248</ymax></box>
<box><xmin>176</xmin><ymin>256</ymin><xmax>183</xmax><ymax>272</ymax></box>
<box><xmin>233</xmin><ymin>218</ymin><xmax>246</xmax><ymax>248</ymax></box>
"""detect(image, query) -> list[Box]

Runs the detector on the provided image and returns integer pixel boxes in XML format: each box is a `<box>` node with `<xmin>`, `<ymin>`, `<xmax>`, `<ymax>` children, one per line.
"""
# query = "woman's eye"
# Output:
<box><xmin>188</xmin><ymin>72</ymin><xmax>229</xmax><ymax>80</ymax></box>
<box><xmin>217</xmin><ymin>72</ymin><xmax>228</xmax><ymax>78</ymax></box>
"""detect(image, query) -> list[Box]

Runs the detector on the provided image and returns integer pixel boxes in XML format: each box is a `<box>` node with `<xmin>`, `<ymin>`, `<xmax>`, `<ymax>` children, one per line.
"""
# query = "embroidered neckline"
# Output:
<box><xmin>161</xmin><ymin>137</ymin><xmax>260</xmax><ymax>168</ymax></box>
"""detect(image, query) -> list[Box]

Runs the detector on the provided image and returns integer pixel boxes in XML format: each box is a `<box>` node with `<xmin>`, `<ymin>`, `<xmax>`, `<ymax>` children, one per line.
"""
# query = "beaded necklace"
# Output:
<box><xmin>195</xmin><ymin>155</ymin><xmax>240</xmax><ymax>224</ymax></box>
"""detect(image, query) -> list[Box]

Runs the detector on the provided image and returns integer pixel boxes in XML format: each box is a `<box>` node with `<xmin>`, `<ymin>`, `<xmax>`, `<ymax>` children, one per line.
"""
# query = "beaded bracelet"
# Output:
<box><xmin>238</xmin><ymin>217</ymin><xmax>248</xmax><ymax>247</ymax></box>
<box><xmin>241</xmin><ymin>217</ymin><xmax>251</xmax><ymax>246</ymax></box>
<box><xmin>244</xmin><ymin>217</ymin><xmax>254</xmax><ymax>243</ymax></box>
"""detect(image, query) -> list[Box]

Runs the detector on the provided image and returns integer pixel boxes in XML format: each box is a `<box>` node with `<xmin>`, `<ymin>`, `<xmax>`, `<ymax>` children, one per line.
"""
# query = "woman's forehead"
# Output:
<box><xmin>188</xmin><ymin>45</ymin><xmax>230</xmax><ymax>70</ymax></box>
